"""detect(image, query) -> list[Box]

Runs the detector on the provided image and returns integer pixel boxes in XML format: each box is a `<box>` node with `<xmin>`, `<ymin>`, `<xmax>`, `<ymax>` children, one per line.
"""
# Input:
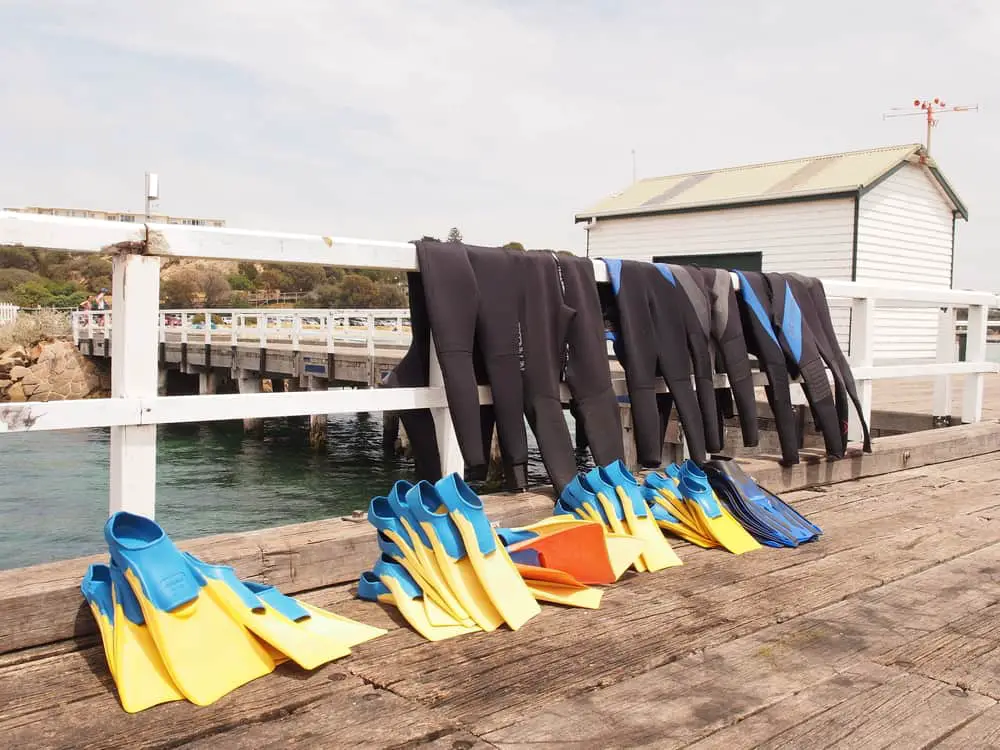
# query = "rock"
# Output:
<box><xmin>0</xmin><ymin>345</ymin><xmax>28</xmax><ymax>367</ymax></box>
<box><xmin>29</xmin><ymin>343</ymin><xmax>44</xmax><ymax>361</ymax></box>
<box><xmin>6</xmin><ymin>382</ymin><xmax>25</xmax><ymax>402</ymax></box>
<box><xmin>8</xmin><ymin>365</ymin><xmax>30</xmax><ymax>382</ymax></box>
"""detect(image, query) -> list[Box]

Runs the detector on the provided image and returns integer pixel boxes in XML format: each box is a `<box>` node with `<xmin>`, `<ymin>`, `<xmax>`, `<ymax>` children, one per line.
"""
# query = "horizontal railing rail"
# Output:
<box><xmin>1</xmin><ymin>209</ymin><xmax>998</xmax><ymax>519</ymax></box>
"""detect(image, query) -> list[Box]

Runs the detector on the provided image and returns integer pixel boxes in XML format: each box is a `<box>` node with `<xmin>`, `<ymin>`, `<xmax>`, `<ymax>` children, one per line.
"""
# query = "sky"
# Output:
<box><xmin>1</xmin><ymin>0</ymin><xmax>998</xmax><ymax>288</ymax></box>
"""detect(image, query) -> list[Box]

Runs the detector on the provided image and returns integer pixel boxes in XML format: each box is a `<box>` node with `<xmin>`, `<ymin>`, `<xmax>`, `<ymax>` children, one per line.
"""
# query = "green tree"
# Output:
<box><xmin>337</xmin><ymin>274</ymin><xmax>378</xmax><ymax>307</ymax></box>
<box><xmin>503</xmin><ymin>241</ymin><xmax>525</xmax><ymax>251</ymax></box>
<box><xmin>447</xmin><ymin>227</ymin><xmax>463</xmax><ymax>243</ymax></box>
<box><xmin>227</xmin><ymin>273</ymin><xmax>254</xmax><ymax>291</ymax></box>
<box><xmin>257</xmin><ymin>268</ymin><xmax>293</xmax><ymax>291</ymax></box>
<box><xmin>237</xmin><ymin>261</ymin><xmax>259</xmax><ymax>282</ymax></box>
<box><xmin>161</xmin><ymin>272</ymin><xmax>202</xmax><ymax>308</ymax></box>
<box><xmin>270</xmin><ymin>263</ymin><xmax>326</xmax><ymax>292</ymax></box>
<box><xmin>202</xmin><ymin>270</ymin><xmax>232</xmax><ymax>307</ymax></box>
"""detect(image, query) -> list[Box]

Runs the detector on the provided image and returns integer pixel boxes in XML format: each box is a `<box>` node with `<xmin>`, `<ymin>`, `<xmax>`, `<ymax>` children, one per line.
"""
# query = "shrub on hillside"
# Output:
<box><xmin>0</xmin><ymin>309</ymin><xmax>72</xmax><ymax>350</ymax></box>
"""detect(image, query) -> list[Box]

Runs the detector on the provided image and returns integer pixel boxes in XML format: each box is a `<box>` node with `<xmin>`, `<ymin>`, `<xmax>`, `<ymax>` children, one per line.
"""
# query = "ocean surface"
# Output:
<box><xmin>0</xmin><ymin>412</ymin><xmax>580</xmax><ymax>570</ymax></box>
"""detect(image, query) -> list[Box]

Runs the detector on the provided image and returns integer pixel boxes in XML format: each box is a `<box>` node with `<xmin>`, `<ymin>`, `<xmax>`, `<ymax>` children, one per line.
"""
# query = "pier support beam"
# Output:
<box><xmin>157</xmin><ymin>368</ymin><xmax>168</xmax><ymax>397</ymax></box>
<box><xmin>199</xmin><ymin>370</ymin><xmax>218</xmax><ymax>396</ymax></box>
<box><xmin>307</xmin><ymin>376</ymin><xmax>327</xmax><ymax>450</ymax></box>
<box><xmin>237</xmin><ymin>370</ymin><xmax>262</xmax><ymax>432</ymax></box>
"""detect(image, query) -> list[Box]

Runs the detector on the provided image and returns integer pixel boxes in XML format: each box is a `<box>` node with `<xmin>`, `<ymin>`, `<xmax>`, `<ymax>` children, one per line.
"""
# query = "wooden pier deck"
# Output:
<box><xmin>5</xmin><ymin>424</ymin><xmax>1000</xmax><ymax>748</ymax></box>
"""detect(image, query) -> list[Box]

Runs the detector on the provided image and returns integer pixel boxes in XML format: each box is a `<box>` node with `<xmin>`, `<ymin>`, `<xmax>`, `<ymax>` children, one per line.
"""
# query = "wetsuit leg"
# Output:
<box><xmin>765</xmin><ymin>273</ymin><xmax>845</xmax><ymax>458</ymax></box>
<box><xmin>734</xmin><ymin>270</ymin><xmax>800</xmax><ymax>465</ymax></box>
<box><xmin>603</xmin><ymin>259</ymin><xmax>673</xmax><ymax>467</ymax></box>
<box><xmin>519</xmin><ymin>252</ymin><xmax>579</xmax><ymax>494</ymax></box>
<box><xmin>666</xmin><ymin>264</ymin><xmax>723</xmax><ymax>454</ymax></box>
<box><xmin>643</xmin><ymin>265</ymin><xmax>709</xmax><ymax>464</ymax></box>
<box><xmin>414</xmin><ymin>240</ymin><xmax>485</xmax><ymax>474</ymax></box>
<box><xmin>703</xmin><ymin>267</ymin><xmax>759</xmax><ymax>447</ymax></box>
<box><xmin>555</xmin><ymin>253</ymin><xmax>624</xmax><ymax>467</ymax></box>
<box><xmin>467</xmin><ymin>246</ymin><xmax>529</xmax><ymax>490</ymax></box>
<box><xmin>385</xmin><ymin>270</ymin><xmax>443</xmax><ymax>480</ymax></box>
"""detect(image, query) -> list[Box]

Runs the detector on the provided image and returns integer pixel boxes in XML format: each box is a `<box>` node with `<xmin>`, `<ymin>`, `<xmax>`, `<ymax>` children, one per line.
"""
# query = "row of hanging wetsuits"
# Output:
<box><xmin>385</xmin><ymin>241</ymin><xmax>872</xmax><ymax>496</ymax></box>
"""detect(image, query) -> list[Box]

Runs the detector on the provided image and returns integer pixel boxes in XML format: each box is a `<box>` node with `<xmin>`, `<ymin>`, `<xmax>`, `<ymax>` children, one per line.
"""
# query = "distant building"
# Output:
<box><xmin>4</xmin><ymin>206</ymin><xmax>225</xmax><ymax>228</ymax></box>
<box><xmin>576</xmin><ymin>143</ymin><xmax>968</xmax><ymax>361</ymax></box>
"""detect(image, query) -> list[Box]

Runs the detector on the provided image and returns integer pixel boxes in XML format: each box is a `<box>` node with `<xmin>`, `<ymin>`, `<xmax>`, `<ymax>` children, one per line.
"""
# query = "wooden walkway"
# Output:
<box><xmin>5</xmin><ymin>449</ymin><xmax>1000</xmax><ymax>747</ymax></box>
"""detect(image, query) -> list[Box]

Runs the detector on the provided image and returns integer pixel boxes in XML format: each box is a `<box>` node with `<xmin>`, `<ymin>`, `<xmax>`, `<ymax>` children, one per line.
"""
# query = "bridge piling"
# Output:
<box><xmin>236</xmin><ymin>370</ymin><xmax>262</xmax><ymax>432</ymax></box>
<box><xmin>306</xmin><ymin>376</ymin><xmax>328</xmax><ymax>450</ymax></box>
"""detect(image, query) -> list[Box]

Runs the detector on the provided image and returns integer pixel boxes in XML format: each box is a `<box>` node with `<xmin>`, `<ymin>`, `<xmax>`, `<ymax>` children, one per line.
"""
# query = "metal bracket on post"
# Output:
<box><xmin>962</xmin><ymin>304</ymin><xmax>987</xmax><ymax>424</ymax></box>
<box><xmin>848</xmin><ymin>297</ymin><xmax>875</xmax><ymax>443</ymax></box>
<box><xmin>109</xmin><ymin>231</ymin><xmax>162</xmax><ymax>518</ymax></box>
<box><xmin>933</xmin><ymin>306</ymin><xmax>956</xmax><ymax>424</ymax></box>
<box><xmin>428</xmin><ymin>333</ymin><xmax>464</xmax><ymax>477</ymax></box>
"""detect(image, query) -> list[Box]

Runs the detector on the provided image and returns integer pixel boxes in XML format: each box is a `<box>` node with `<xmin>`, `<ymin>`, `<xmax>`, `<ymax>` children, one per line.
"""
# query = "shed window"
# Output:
<box><xmin>652</xmin><ymin>251</ymin><xmax>762</xmax><ymax>272</ymax></box>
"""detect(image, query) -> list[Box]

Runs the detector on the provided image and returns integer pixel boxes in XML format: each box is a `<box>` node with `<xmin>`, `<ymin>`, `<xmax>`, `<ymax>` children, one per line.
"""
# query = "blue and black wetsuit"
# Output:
<box><xmin>602</xmin><ymin>258</ymin><xmax>709</xmax><ymax>465</ymax></box>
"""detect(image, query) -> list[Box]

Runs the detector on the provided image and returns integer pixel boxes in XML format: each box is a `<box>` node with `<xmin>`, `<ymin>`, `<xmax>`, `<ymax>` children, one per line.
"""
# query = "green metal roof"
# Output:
<box><xmin>576</xmin><ymin>143</ymin><xmax>968</xmax><ymax>221</ymax></box>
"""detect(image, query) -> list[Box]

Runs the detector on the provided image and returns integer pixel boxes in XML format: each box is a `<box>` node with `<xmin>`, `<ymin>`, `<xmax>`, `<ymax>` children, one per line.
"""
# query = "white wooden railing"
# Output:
<box><xmin>0</xmin><ymin>209</ymin><xmax>997</xmax><ymax>520</ymax></box>
<box><xmin>72</xmin><ymin>308</ymin><xmax>412</xmax><ymax>353</ymax></box>
<box><xmin>0</xmin><ymin>302</ymin><xmax>18</xmax><ymax>325</ymax></box>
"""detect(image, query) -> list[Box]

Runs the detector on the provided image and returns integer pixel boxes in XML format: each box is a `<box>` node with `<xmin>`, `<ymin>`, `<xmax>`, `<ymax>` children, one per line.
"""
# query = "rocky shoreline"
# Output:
<box><xmin>0</xmin><ymin>340</ymin><xmax>110</xmax><ymax>402</ymax></box>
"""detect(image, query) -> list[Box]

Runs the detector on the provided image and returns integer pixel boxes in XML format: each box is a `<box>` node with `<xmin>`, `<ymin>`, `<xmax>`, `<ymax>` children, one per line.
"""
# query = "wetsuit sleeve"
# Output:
<box><xmin>735</xmin><ymin>271</ymin><xmax>800</xmax><ymax>465</ymax></box>
<box><xmin>766</xmin><ymin>273</ymin><xmax>845</xmax><ymax>459</ymax></box>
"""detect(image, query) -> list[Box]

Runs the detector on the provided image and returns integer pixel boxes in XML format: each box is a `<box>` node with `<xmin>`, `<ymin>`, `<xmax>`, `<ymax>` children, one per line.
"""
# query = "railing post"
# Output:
<box><xmin>933</xmin><ymin>307</ymin><xmax>956</xmax><ymax>422</ymax></box>
<box><xmin>848</xmin><ymin>297</ymin><xmax>874</xmax><ymax>443</ymax></box>
<box><xmin>258</xmin><ymin>314</ymin><xmax>267</xmax><ymax>348</ymax></box>
<box><xmin>71</xmin><ymin>312</ymin><xmax>80</xmax><ymax>346</ymax></box>
<box><xmin>962</xmin><ymin>304</ymin><xmax>987</xmax><ymax>423</ymax></box>
<box><xmin>367</xmin><ymin>313</ymin><xmax>376</xmax><ymax>358</ymax></box>
<box><xmin>180</xmin><ymin>312</ymin><xmax>189</xmax><ymax>345</ymax></box>
<box><xmin>231</xmin><ymin>313</ymin><xmax>240</xmax><ymax>347</ymax></box>
<box><xmin>326</xmin><ymin>313</ymin><xmax>336</xmax><ymax>353</ymax></box>
<box><xmin>158</xmin><ymin>311</ymin><xmax>166</xmax><ymax>344</ymax></box>
<box><xmin>291</xmin><ymin>313</ymin><xmax>302</xmax><ymax>349</ymax></box>
<box><xmin>428</xmin><ymin>333</ymin><xmax>464</xmax><ymax>477</ymax></box>
<box><xmin>109</xmin><ymin>252</ymin><xmax>161</xmax><ymax>518</ymax></box>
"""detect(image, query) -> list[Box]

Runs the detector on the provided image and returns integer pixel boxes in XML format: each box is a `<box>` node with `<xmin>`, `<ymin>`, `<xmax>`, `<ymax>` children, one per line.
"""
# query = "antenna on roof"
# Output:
<box><xmin>882</xmin><ymin>98</ymin><xmax>979</xmax><ymax>155</ymax></box>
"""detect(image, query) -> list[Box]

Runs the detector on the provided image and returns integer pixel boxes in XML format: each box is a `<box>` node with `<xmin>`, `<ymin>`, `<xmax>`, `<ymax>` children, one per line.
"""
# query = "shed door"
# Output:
<box><xmin>652</xmin><ymin>251</ymin><xmax>762</xmax><ymax>272</ymax></box>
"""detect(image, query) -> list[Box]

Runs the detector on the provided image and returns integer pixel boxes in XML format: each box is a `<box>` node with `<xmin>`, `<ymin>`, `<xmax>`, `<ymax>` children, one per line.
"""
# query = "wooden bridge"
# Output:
<box><xmin>3</xmin><ymin>209</ymin><xmax>1000</xmax><ymax>747</ymax></box>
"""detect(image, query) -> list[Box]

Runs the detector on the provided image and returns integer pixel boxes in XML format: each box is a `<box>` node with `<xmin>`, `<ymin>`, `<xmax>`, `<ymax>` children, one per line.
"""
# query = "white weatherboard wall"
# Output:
<box><xmin>856</xmin><ymin>163</ymin><xmax>955</xmax><ymax>361</ymax></box>
<box><xmin>586</xmin><ymin>198</ymin><xmax>855</xmax><ymax>346</ymax></box>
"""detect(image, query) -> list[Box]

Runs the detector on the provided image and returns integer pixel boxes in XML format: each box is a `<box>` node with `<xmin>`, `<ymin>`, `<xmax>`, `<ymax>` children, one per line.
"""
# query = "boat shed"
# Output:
<box><xmin>576</xmin><ymin>143</ymin><xmax>968</xmax><ymax>361</ymax></box>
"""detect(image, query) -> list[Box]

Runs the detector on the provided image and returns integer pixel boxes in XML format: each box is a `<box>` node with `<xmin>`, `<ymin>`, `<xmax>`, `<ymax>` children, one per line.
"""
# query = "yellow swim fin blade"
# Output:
<box><xmin>435</xmin><ymin>474</ymin><xmax>541</xmax><ymax>631</ymax></box>
<box><xmin>525</xmin><ymin>580</ymin><xmax>603</xmax><ymax>609</ymax></box>
<box><xmin>677</xmin><ymin>461</ymin><xmax>762</xmax><ymax>555</ymax></box>
<box><xmin>604</xmin><ymin>533</ymin><xmax>646</xmax><ymax>580</ymax></box>
<box><xmin>616</xmin><ymin>486</ymin><xmax>683</xmax><ymax>572</ymax></box>
<box><xmin>105</xmin><ymin>563</ymin><xmax>185</xmax><ymax>713</ymax></box>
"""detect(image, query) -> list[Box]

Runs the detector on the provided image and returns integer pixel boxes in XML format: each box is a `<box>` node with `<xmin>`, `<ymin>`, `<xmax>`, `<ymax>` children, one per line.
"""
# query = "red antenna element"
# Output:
<box><xmin>883</xmin><ymin>97</ymin><xmax>979</xmax><ymax>155</ymax></box>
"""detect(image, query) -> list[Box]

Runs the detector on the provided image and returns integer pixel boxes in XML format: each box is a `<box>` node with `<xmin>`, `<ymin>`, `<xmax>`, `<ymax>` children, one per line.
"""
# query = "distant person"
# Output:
<box><xmin>95</xmin><ymin>290</ymin><xmax>108</xmax><ymax>310</ymax></box>
<box><xmin>80</xmin><ymin>296</ymin><xmax>94</xmax><ymax>311</ymax></box>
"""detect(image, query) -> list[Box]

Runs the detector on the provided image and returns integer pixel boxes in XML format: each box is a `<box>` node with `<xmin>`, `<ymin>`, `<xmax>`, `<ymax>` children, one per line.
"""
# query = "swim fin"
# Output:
<box><xmin>676</xmin><ymin>461</ymin><xmax>762</xmax><ymax>555</ymax></box>
<box><xmin>561</xmin><ymin>474</ymin><xmax>646</xmax><ymax>575</ymax></box>
<box><xmin>372</xmin><ymin>490</ymin><xmax>473</xmax><ymax>626</ymax></box>
<box><xmin>435</xmin><ymin>473</ymin><xmax>541</xmax><ymax>630</ymax></box>
<box><xmin>704</xmin><ymin>457</ymin><xmax>821</xmax><ymax>546</ymax></box>
<box><xmin>363</xmin><ymin>556</ymin><xmax>480</xmax><ymax>642</ymax></box>
<box><xmin>497</xmin><ymin>518</ymin><xmax>619</xmax><ymax>585</ymax></box>
<box><xmin>106</xmin><ymin>560</ymin><xmax>186</xmax><ymax>713</ymax></box>
<box><xmin>642</xmin><ymin>487</ymin><xmax>717</xmax><ymax>548</ymax></box>
<box><xmin>590</xmin><ymin>462</ymin><xmax>683</xmax><ymax>572</ymax></box>
<box><xmin>406</xmin><ymin>481</ymin><xmax>505</xmax><ymax>632</ymax></box>
<box><xmin>80</xmin><ymin>563</ymin><xmax>116</xmax><ymax>679</ymax></box>
<box><xmin>103</xmin><ymin>511</ymin><xmax>277</xmax><ymax>706</ymax></box>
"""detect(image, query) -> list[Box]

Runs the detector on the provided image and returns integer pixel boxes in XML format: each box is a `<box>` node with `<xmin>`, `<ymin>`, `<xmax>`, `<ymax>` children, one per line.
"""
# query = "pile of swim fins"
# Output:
<box><xmin>494</xmin><ymin>516</ymin><xmax>648</xmax><ymax>609</ymax></box>
<box><xmin>80</xmin><ymin>511</ymin><xmax>386</xmax><ymax>714</ymax></box>
<box><xmin>555</xmin><ymin>459</ymin><xmax>685</xmax><ymax>573</ymax></box>
<box><xmin>641</xmin><ymin>460</ymin><xmax>762</xmax><ymax>554</ymax></box>
<box><xmin>357</xmin><ymin>474</ymin><xmax>542</xmax><ymax>641</ymax></box>
<box><xmin>704</xmin><ymin>457</ymin><xmax>822</xmax><ymax>547</ymax></box>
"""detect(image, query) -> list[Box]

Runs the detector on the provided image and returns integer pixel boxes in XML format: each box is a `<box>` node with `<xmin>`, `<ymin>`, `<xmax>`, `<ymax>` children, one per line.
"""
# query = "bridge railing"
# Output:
<box><xmin>1</xmin><ymin>209</ymin><xmax>997</xmax><ymax>519</ymax></box>
<box><xmin>0</xmin><ymin>302</ymin><xmax>19</xmax><ymax>325</ymax></box>
<box><xmin>72</xmin><ymin>307</ymin><xmax>412</xmax><ymax>352</ymax></box>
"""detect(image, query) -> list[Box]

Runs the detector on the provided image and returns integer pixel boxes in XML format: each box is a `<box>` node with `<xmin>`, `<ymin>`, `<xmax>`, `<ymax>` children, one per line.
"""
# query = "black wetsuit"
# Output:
<box><xmin>387</xmin><ymin>242</ymin><xmax>623</xmax><ymax>495</ymax></box>
<box><xmin>387</xmin><ymin>240</ymin><xmax>528</xmax><ymax>489</ymax></box>
<box><xmin>602</xmin><ymin>258</ymin><xmax>708</xmax><ymax>465</ymax></box>
<box><xmin>519</xmin><ymin>251</ymin><xmax>624</xmax><ymax>494</ymax></box>
<box><xmin>699</xmin><ymin>267</ymin><xmax>759</xmax><ymax>449</ymax></box>
<box><xmin>781</xmin><ymin>273</ymin><xmax>872</xmax><ymax>455</ymax></box>
<box><xmin>733</xmin><ymin>270</ymin><xmax>801</xmax><ymax>465</ymax></box>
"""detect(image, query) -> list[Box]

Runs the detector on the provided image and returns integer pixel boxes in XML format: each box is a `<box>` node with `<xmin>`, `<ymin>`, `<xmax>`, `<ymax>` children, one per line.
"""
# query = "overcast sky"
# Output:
<box><xmin>2</xmin><ymin>1</ymin><xmax>998</xmax><ymax>288</ymax></box>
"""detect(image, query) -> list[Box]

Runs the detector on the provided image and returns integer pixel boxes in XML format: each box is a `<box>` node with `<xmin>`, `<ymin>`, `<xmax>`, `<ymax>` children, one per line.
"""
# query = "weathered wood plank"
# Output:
<box><xmin>932</xmin><ymin>703</ymin><xmax>1000</xmax><ymax>749</ymax></box>
<box><xmin>876</xmin><ymin>602</ymin><xmax>1000</xmax><ymax>701</ymax></box>
<box><xmin>481</xmin><ymin>544</ymin><xmax>1000</xmax><ymax>748</ymax></box>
